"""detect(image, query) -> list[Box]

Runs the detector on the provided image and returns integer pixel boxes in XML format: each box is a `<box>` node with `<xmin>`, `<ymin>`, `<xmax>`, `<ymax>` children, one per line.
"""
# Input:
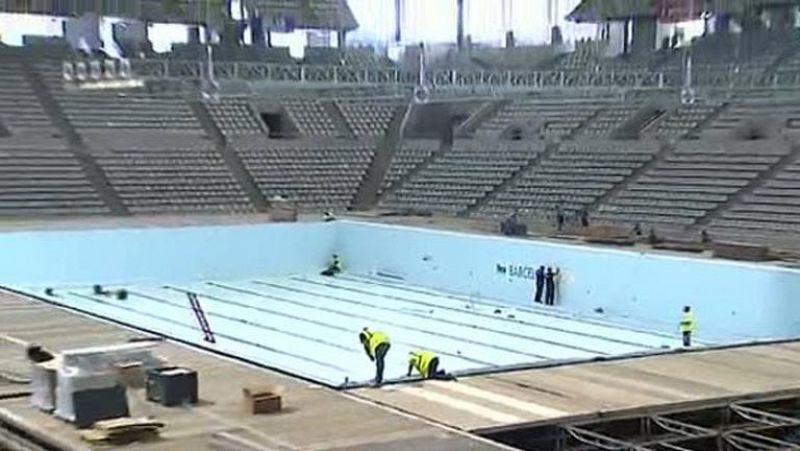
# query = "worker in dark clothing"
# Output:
<box><xmin>533</xmin><ymin>266</ymin><xmax>546</xmax><ymax>304</ymax></box>
<box><xmin>579</xmin><ymin>208</ymin><xmax>589</xmax><ymax>228</ymax></box>
<box><xmin>407</xmin><ymin>350</ymin><xmax>453</xmax><ymax>380</ymax></box>
<box><xmin>359</xmin><ymin>327</ymin><xmax>390</xmax><ymax>386</ymax></box>
<box><xmin>321</xmin><ymin>254</ymin><xmax>342</xmax><ymax>277</ymax></box>
<box><xmin>680</xmin><ymin>306</ymin><xmax>696</xmax><ymax>347</ymax></box>
<box><xmin>545</xmin><ymin>267</ymin><xmax>560</xmax><ymax>306</ymax></box>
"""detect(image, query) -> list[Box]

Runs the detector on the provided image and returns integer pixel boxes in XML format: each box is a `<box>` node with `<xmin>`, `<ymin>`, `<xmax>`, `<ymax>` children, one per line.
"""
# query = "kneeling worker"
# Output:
<box><xmin>359</xmin><ymin>327</ymin><xmax>390</xmax><ymax>386</ymax></box>
<box><xmin>321</xmin><ymin>254</ymin><xmax>342</xmax><ymax>277</ymax></box>
<box><xmin>407</xmin><ymin>350</ymin><xmax>452</xmax><ymax>380</ymax></box>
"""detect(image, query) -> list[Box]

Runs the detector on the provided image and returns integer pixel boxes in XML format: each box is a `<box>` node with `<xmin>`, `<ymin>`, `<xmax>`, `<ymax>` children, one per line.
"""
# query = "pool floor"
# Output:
<box><xmin>18</xmin><ymin>274</ymin><xmax>682</xmax><ymax>387</ymax></box>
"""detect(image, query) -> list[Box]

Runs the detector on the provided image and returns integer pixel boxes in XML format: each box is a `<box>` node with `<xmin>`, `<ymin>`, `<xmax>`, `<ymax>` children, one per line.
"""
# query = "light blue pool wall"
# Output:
<box><xmin>336</xmin><ymin>222</ymin><xmax>800</xmax><ymax>341</ymax></box>
<box><xmin>0</xmin><ymin>222</ymin><xmax>335</xmax><ymax>285</ymax></box>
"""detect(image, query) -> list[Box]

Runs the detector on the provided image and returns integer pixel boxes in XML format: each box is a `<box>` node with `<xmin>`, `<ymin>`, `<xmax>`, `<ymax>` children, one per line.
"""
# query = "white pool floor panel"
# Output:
<box><xmin>16</xmin><ymin>274</ymin><xmax>683</xmax><ymax>387</ymax></box>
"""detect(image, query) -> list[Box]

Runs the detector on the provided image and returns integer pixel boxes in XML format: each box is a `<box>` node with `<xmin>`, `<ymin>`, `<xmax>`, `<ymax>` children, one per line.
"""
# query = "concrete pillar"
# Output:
<box><xmin>187</xmin><ymin>26</ymin><xmax>201</xmax><ymax>45</ymax></box>
<box><xmin>631</xmin><ymin>16</ymin><xmax>656</xmax><ymax>56</ymax></box>
<box><xmin>250</xmin><ymin>14</ymin><xmax>265</xmax><ymax>48</ymax></box>
<box><xmin>456</xmin><ymin>0</ymin><xmax>464</xmax><ymax>50</ymax></box>
<box><xmin>394</xmin><ymin>0</ymin><xmax>402</xmax><ymax>43</ymax></box>
<box><xmin>65</xmin><ymin>13</ymin><xmax>102</xmax><ymax>53</ymax></box>
<box><xmin>112</xmin><ymin>20</ymin><xmax>148</xmax><ymax>57</ymax></box>
<box><xmin>505</xmin><ymin>30</ymin><xmax>515</xmax><ymax>48</ymax></box>
<box><xmin>715</xmin><ymin>14</ymin><xmax>730</xmax><ymax>33</ymax></box>
<box><xmin>768</xmin><ymin>6</ymin><xmax>794</xmax><ymax>31</ymax></box>
<box><xmin>337</xmin><ymin>30</ymin><xmax>347</xmax><ymax>50</ymax></box>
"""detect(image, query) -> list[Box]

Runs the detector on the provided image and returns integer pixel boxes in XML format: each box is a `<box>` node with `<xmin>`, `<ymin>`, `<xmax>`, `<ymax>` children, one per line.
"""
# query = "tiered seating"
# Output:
<box><xmin>381</xmin><ymin>139</ymin><xmax>439</xmax><ymax>193</ymax></box>
<box><xmin>650</xmin><ymin>104</ymin><xmax>719</xmax><ymax>138</ymax></box>
<box><xmin>580</xmin><ymin>105</ymin><xmax>640</xmax><ymax>137</ymax></box>
<box><xmin>706</xmin><ymin>101</ymin><xmax>800</xmax><ymax>135</ymax></box>
<box><xmin>337</xmin><ymin>100</ymin><xmax>399</xmax><ymax>137</ymax></box>
<box><xmin>381</xmin><ymin>140</ymin><xmax>539</xmax><ymax>215</ymax></box>
<box><xmin>234</xmin><ymin>138</ymin><xmax>374</xmax><ymax>210</ymax></box>
<box><xmin>206</xmin><ymin>99</ymin><xmax>263</xmax><ymax>135</ymax></box>
<box><xmin>712</xmin><ymin>154</ymin><xmax>800</xmax><ymax>233</ymax></box>
<box><xmin>57</xmin><ymin>92</ymin><xmax>201</xmax><ymax>130</ymax></box>
<box><xmin>0</xmin><ymin>61</ymin><xmax>54</xmax><ymax>133</ymax></box>
<box><xmin>95</xmin><ymin>149</ymin><xmax>252</xmax><ymax>214</ymax></box>
<box><xmin>478</xmin><ymin>100</ymin><xmax>604</xmax><ymax>139</ymax></box>
<box><xmin>82</xmin><ymin>130</ymin><xmax>213</xmax><ymax>152</ymax></box>
<box><xmin>0</xmin><ymin>150</ymin><xmax>108</xmax><ymax>216</ymax></box>
<box><xmin>479</xmin><ymin>141</ymin><xmax>657</xmax><ymax>219</ymax></box>
<box><xmin>283</xmin><ymin>100</ymin><xmax>338</xmax><ymax>136</ymax></box>
<box><xmin>596</xmin><ymin>140</ymin><xmax>788</xmax><ymax>227</ymax></box>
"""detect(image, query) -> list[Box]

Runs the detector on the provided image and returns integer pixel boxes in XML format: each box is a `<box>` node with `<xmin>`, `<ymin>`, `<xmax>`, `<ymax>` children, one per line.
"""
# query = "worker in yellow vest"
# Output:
<box><xmin>680</xmin><ymin>306</ymin><xmax>697</xmax><ymax>347</ymax></box>
<box><xmin>407</xmin><ymin>350</ymin><xmax>451</xmax><ymax>380</ymax></box>
<box><xmin>359</xmin><ymin>327</ymin><xmax>390</xmax><ymax>386</ymax></box>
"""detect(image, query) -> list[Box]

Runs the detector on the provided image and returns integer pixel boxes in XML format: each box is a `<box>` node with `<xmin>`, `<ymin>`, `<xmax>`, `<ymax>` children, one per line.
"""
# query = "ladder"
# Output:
<box><xmin>187</xmin><ymin>292</ymin><xmax>215</xmax><ymax>343</ymax></box>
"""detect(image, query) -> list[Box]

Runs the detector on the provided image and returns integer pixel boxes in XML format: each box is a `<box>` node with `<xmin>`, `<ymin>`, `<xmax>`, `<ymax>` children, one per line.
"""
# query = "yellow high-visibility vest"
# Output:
<box><xmin>408</xmin><ymin>350</ymin><xmax>436</xmax><ymax>377</ymax></box>
<box><xmin>362</xmin><ymin>330</ymin><xmax>389</xmax><ymax>358</ymax></box>
<box><xmin>680</xmin><ymin>312</ymin><xmax>696</xmax><ymax>333</ymax></box>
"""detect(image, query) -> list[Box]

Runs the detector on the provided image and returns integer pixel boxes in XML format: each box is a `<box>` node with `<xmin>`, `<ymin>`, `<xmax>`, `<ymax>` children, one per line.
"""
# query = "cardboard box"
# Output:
<box><xmin>243</xmin><ymin>387</ymin><xmax>282</xmax><ymax>414</ymax></box>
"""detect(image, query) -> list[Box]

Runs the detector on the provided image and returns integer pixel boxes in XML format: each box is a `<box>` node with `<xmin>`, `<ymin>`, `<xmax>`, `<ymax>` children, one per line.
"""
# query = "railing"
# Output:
<box><xmin>58</xmin><ymin>58</ymin><xmax>800</xmax><ymax>91</ymax></box>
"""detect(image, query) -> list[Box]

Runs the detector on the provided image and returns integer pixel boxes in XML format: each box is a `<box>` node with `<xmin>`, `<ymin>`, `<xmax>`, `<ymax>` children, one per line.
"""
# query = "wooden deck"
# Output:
<box><xmin>0</xmin><ymin>292</ymin><xmax>507</xmax><ymax>451</ymax></box>
<box><xmin>355</xmin><ymin>340</ymin><xmax>800</xmax><ymax>431</ymax></box>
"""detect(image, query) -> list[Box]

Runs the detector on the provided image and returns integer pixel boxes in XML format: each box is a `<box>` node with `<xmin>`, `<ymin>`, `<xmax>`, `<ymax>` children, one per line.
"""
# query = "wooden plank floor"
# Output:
<box><xmin>0</xmin><ymin>293</ymin><xmax>507</xmax><ymax>451</ymax></box>
<box><xmin>355</xmin><ymin>341</ymin><xmax>800</xmax><ymax>431</ymax></box>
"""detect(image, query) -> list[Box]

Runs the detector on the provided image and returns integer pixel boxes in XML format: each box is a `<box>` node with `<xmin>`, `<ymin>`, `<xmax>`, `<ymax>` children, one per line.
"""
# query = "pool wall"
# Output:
<box><xmin>2</xmin><ymin>220</ymin><xmax>799</xmax><ymax>341</ymax></box>
<box><xmin>0</xmin><ymin>222</ymin><xmax>335</xmax><ymax>285</ymax></box>
<box><xmin>337</xmin><ymin>222</ymin><xmax>800</xmax><ymax>341</ymax></box>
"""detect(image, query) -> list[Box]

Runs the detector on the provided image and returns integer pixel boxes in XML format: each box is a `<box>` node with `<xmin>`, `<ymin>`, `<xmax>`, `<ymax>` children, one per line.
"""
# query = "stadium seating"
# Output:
<box><xmin>712</xmin><ymin>155</ymin><xmax>800</xmax><ymax>233</ymax></box>
<box><xmin>596</xmin><ymin>140</ymin><xmax>789</xmax><ymax>227</ymax></box>
<box><xmin>479</xmin><ymin>141</ymin><xmax>658</xmax><ymax>220</ymax></box>
<box><xmin>233</xmin><ymin>136</ymin><xmax>375</xmax><ymax>210</ymax></box>
<box><xmin>282</xmin><ymin>100</ymin><xmax>339</xmax><ymax>137</ymax></box>
<box><xmin>205</xmin><ymin>99</ymin><xmax>264</xmax><ymax>135</ymax></box>
<box><xmin>95</xmin><ymin>149</ymin><xmax>252</xmax><ymax>214</ymax></box>
<box><xmin>381</xmin><ymin>140</ymin><xmax>541</xmax><ymax>214</ymax></box>
<box><xmin>579</xmin><ymin>105</ymin><xmax>640</xmax><ymax>137</ymax></box>
<box><xmin>380</xmin><ymin>139</ymin><xmax>440</xmax><ymax>193</ymax></box>
<box><xmin>0</xmin><ymin>150</ymin><xmax>108</xmax><ymax>216</ymax></box>
<box><xmin>336</xmin><ymin>99</ymin><xmax>399</xmax><ymax>137</ymax></box>
<box><xmin>0</xmin><ymin>61</ymin><xmax>55</xmax><ymax>133</ymax></box>
<box><xmin>477</xmin><ymin>100</ymin><xmax>606</xmax><ymax>139</ymax></box>
<box><xmin>649</xmin><ymin>103</ymin><xmax>720</xmax><ymax>138</ymax></box>
<box><xmin>57</xmin><ymin>91</ymin><xmax>201</xmax><ymax>131</ymax></box>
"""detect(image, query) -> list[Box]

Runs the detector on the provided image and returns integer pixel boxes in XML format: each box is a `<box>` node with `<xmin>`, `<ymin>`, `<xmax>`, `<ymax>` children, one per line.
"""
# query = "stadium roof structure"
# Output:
<box><xmin>568</xmin><ymin>0</ymin><xmax>798</xmax><ymax>23</ymax></box>
<box><xmin>0</xmin><ymin>0</ymin><xmax>358</xmax><ymax>30</ymax></box>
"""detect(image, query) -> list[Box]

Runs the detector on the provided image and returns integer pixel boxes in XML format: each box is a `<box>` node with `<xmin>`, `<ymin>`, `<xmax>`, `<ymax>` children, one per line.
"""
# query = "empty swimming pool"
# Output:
<box><xmin>3</xmin><ymin>220</ymin><xmax>799</xmax><ymax>387</ymax></box>
<box><xmin>16</xmin><ymin>273</ymin><xmax>678</xmax><ymax>386</ymax></box>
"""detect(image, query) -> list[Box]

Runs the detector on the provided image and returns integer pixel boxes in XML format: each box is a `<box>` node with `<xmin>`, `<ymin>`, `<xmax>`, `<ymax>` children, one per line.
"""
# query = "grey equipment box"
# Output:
<box><xmin>146</xmin><ymin>367</ymin><xmax>198</xmax><ymax>407</ymax></box>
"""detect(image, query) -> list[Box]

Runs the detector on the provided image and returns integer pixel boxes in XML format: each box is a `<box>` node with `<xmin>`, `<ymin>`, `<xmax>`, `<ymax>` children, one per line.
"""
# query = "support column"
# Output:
<box><xmin>250</xmin><ymin>13</ymin><xmax>265</xmax><ymax>48</ymax></box>
<box><xmin>337</xmin><ymin>29</ymin><xmax>347</xmax><ymax>50</ymax></box>
<box><xmin>456</xmin><ymin>0</ymin><xmax>464</xmax><ymax>50</ymax></box>
<box><xmin>630</xmin><ymin>16</ymin><xmax>656</xmax><ymax>56</ymax></box>
<box><xmin>64</xmin><ymin>13</ymin><xmax>102</xmax><ymax>53</ymax></box>
<box><xmin>187</xmin><ymin>26</ymin><xmax>201</xmax><ymax>45</ymax></box>
<box><xmin>394</xmin><ymin>0</ymin><xmax>402</xmax><ymax>43</ymax></box>
<box><xmin>715</xmin><ymin>14</ymin><xmax>730</xmax><ymax>33</ymax></box>
<box><xmin>111</xmin><ymin>20</ymin><xmax>148</xmax><ymax>57</ymax></box>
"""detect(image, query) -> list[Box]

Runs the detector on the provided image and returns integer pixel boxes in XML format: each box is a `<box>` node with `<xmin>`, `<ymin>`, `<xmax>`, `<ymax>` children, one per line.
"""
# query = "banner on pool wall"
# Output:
<box><xmin>496</xmin><ymin>263</ymin><xmax>536</xmax><ymax>280</ymax></box>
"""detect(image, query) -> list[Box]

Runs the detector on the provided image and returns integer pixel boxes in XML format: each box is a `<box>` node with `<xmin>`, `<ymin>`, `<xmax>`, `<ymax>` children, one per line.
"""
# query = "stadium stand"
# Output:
<box><xmin>477</xmin><ymin>100</ymin><xmax>607</xmax><ymax>139</ymax></box>
<box><xmin>478</xmin><ymin>140</ymin><xmax>658</xmax><ymax>220</ymax></box>
<box><xmin>336</xmin><ymin>99</ymin><xmax>399</xmax><ymax>137</ymax></box>
<box><xmin>232</xmin><ymin>135</ymin><xmax>375</xmax><ymax>210</ymax></box>
<box><xmin>57</xmin><ymin>92</ymin><xmax>201</xmax><ymax>130</ymax></box>
<box><xmin>0</xmin><ymin>60</ymin><xmax>55</xmax><ymax>133</ymax></box>
<box><xmin>712</xmin><ymin>152</ymin><xmax>800</xmax><ymax>234</ymax></box>
<box><xmin>381</xmin><ymin>140</ymin><xmax>541</xmax><ymax>215</ymax></box>
<box><xmin>282</xmin><ymin>99</ymin><xmax>339</xmax><ymax>137</ymax></box>
<box><xmin>380</xmin><ymin>139</ymin><xmax>440</xmax><ymax>194</ymax></box>
<box><xmin>596</xmin><ymin>140</ymin><xmax>790</xmax><ymax>228</ymax></box>
<box><xmin>205</xmin><ymin>99</ymin><xmax>264</xmax><ymax>135</ymax></box>
<box><xmin>648</xmin><ymin>103</ymin><xmax>721</xmax><ymax>138</ymax></box>
<box><xmin>94</xmin><ymin>149</ymin><xmax>253</xmax><ymax>214</ymax></box>
<box><xmin>0</xmin><ymin>149</ymin><xmax>108</xmax><ymax>216</ymax></box>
